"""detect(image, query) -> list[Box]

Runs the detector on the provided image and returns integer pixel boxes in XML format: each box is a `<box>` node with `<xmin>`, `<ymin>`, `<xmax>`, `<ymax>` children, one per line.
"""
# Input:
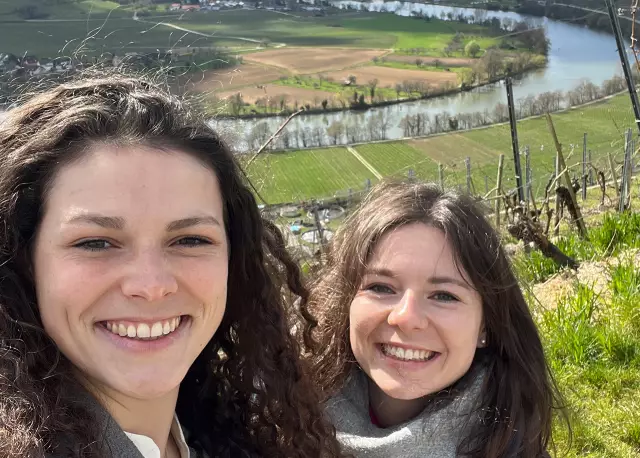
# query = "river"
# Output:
<box><xmin>213</xmin><ymin>0</ymin><xmax>625</xmax><ymax>151</ymax></box>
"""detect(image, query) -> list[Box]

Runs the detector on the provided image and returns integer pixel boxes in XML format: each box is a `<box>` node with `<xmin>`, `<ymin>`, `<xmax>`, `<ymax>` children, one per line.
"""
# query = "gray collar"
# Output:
<box><xmin>325</xmin><ymin>367</ymin><xmax>486</xmax><ymax>458</ymax></box>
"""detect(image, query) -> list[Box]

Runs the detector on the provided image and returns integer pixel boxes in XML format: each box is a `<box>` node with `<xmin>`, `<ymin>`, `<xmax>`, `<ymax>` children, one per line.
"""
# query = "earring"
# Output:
<box><xmin>480</xmin><ymin>337</ymin><xmax>487</xmax><ymax>346</ymax></box>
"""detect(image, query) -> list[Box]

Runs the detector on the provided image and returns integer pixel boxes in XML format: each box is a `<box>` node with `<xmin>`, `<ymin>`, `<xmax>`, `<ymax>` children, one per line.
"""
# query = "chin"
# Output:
<box><xmin>103</xmin><ymin>371</ymin><xmax>185</xmax><ymax>400</ymax></box>
<box><xmin>372</xmin><ymin>377</ymin><xmax>433</xmax><ymax>401</ymax></box>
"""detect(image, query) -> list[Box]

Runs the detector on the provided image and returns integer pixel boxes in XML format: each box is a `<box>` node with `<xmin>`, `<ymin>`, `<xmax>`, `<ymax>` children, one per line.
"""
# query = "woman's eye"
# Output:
<box><xmin>74</xmin><ymin>239</ymin><xmax>112</xmax><ymax>252</ymax></box>
<box><xmin>431</xmin><ymin>292</ymin><xmax>459</xmax><ymax>302</ymax></box>
<box><xmin>365</xmin><ymin>284</ymin><xmax>395</xmax><ymax>294</ymax></box>
<box><xmin>174</xmin><ymin>236</ymin><xmax>212</xmax><ymax>247</ymax></box>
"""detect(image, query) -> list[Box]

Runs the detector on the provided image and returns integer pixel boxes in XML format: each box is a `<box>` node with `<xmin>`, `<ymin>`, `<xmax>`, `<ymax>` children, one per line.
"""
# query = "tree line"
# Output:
<box><xmin>244</xmin><ymin>75</ymin><xmax>627</xmax><ymax>151</ymax></box>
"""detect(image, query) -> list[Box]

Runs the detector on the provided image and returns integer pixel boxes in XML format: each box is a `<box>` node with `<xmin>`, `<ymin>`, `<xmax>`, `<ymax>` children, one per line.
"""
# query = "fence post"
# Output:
<box><xmin>554</xmin><ymin>152</ymin><xmax>561</xmax><ymax>236</ymax></box>
<box><xmin>582</xmin><ymin>132</ymin><xmax>588</xmax><ymax>201</ymax></box>
<box><xmin>619</xmin><ymin>128</ymin><xmax>633</xmax><ymax>211</ymax></box>
<box><xmin>588</xmin><ymin>149</ymin><xmax>594</xmax><ymax>186</ymax></box>
<box><xmin>524</xmin><ymin>146</ymin><xmax>531</xmax><ymax>211</ymax></box>
<box><xmin>438</xmin><ymin>163</ymin><xmax>444</xmax><ymax>190</ymax></box>
<box><xmin>465</xmin><ymin>157</ymin><xmax>471</xmax><ymax>195</ymax></box>
<box><xmin>495</xmin><ymin>154</ymin><xmax>505</xmax><ymax>230</ymax></box>
<box><xmin>505</xmin><ymin>78</ymin><xmax>525</xmax><ymax>203</ymax></box>
<box><xmin>545</xmin><ymin>113</ymin><xmax>588</xmax><ymax>239</ymax></box>
<box><xmin>608</xmin><ymin>152</ymin><xmax>620</xmax><ymax>199</ymax></box>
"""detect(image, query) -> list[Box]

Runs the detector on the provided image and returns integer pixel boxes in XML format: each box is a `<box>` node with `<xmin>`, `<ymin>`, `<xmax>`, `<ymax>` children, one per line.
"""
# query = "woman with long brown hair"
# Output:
<box><xmin>0</xmin><ymin>74</ymin><xmax>341</xmax><ymax>458</ymax></box>
<box><xmin>308</xmin><ymin>180</ymin><xmax>568</xmax><ymax>458</ymax></box>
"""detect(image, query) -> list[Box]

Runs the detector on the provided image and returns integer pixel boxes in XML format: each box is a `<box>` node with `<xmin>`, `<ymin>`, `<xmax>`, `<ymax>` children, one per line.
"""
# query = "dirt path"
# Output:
<box><xmin>347</xmin><ymin>146</ymin><xmax>382</xmax><ymax>179</ymax></box>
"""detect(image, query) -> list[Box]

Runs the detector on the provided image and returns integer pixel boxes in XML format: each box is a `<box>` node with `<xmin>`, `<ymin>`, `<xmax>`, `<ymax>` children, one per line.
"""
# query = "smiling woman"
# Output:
<box><xmin>0</xmin><ymin>74</ymin><xmax>342</xmax><ymax>458</ymax></box>
<box><xmin>307</xmin><ymin>180</ymin><xmax>568</xmax><ymax>458</ymax></box>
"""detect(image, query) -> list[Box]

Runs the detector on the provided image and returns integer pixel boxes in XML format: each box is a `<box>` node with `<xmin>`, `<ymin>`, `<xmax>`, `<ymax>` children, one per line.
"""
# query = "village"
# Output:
<box><xmin>167</xmin><ymin>0</ymin><xmax>325</xmax><ymax>13</ymax></box>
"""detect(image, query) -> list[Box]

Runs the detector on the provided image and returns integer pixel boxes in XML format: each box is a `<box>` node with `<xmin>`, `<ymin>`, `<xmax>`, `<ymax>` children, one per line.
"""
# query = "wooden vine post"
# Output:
<box><xmin>495</xmin><ymin>154</ymin><xmax>505</xmax><ymax>230</ymax></box>
<box><xmin>545</xmin><ymin>114</ymin><xmax>589</xmax><ymax>240</ymax></box>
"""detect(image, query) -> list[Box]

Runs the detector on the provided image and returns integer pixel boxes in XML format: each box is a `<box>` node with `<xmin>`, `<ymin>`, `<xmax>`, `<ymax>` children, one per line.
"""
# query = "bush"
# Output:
<box><xmin>465</xmin><ymin>40</ymin><xmax>481</xmax><ymax>58</ymax></box>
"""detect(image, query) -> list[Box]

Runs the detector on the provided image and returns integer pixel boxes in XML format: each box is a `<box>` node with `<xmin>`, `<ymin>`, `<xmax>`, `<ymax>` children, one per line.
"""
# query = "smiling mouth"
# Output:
<box><xmin>381</xmin><ymin>344</ymin><xmax>439</xmax><ymax>362</ymax></box>
<box><xmin>100</xmin><ymin>316</ymin><xmax>187</xmax><ymax>341</ymax></box>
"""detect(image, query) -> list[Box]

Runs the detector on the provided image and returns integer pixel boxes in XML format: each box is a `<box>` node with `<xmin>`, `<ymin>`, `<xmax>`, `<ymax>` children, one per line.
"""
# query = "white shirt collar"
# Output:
<box><xmin>124</xmin><ymin>414</ymin><xmax>190</xmax><ymax>458</ymax></box>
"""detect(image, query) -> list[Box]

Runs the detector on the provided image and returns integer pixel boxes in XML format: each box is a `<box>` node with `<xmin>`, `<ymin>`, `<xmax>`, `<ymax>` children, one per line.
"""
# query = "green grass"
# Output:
<box><xmin>246</xmin><ymin>92</ymin><xmax>635</xmax><ymax>204</ymax></box>
<box><xmin>167</xmin><ymin>11</ymin><xmax>500</xmax><ymax>52</ymax></box>
<box><xmin>514</xmin><ymin>211</ymin><xmax>640</xmax><ymax>285</ymax></box>
<box><xmin>405</xmin><ymin>93</ymin><xmax>634</xmax><ymax>196</ymax></box>
<box><xmin>0</xmin><ymin>0</ymin><xmax>131</xmax><ymax>20</ymax></box>
<box><xmin>355</xmin><ymin>143</ymin><xmax>440</xmax><ymax>180</ymax></box>
<box><xmin>246</xmin><ymin>148</ymin><xmax>377</xmax><ymax>203</ymax></box>
<box><xmin>512</xmin><ymin>211</ymin><xmax>640</xmax><ymax>457</ymax></box>
<box><xmin>374</xmin><ymin>60</ymin><xmax>468</xmax><ymax>74</ymax></box>
<box><xmin>273</xmin><ymin>75</ymin><xmax>411</xmax><ymax>100</ymax></box>
<box><xmin>0</xmin><ymin>16</ymin><xmax>232</xmax><ymax>57</ymax></box>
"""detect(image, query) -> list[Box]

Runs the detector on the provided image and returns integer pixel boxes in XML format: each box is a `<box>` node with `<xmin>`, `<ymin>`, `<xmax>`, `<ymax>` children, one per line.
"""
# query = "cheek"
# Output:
<box><xmin>438</xmin><ymin>308</ymin><xmax>483</xmax><ymax>352</ymax></box>
<box><xmin>349</xmin><ymin>298</ymin><xmax>384</xmax><ymax>356</ymax></box>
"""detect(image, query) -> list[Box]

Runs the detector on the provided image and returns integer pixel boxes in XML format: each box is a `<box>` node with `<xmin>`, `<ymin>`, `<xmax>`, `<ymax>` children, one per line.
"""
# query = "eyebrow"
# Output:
<box><xmin>65</xmin><ymin>214</ymin><xmax>222</xmax><ymax>231</ymax></box>
<box><xmin>364</xmin><ymin>268</ymin><xmax>472</xmax><ymax>290</ymax></box>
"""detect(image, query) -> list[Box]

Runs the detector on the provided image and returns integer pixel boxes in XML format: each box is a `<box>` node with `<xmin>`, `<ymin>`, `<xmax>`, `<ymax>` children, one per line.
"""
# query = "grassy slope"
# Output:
<box><xmin>513</xmin><ymin>211</ymin><xmax>640</xmax><ymax>457</ymax></box>
<box><xmin>173</xmin><ymin>11</ymin><xmax>500</xmax><ymax>53</ymax></box>
<box><xmin>408</xmin><ymin>93</ymin><xmax>634</xmax><ymax>193</ymax></box>
<box><xmin>247</xmin><ymin>93</ymin><xmax>634</xmax><ymax>203</ymax></box>
<box><xmin>247</xmin><ymin>148</ymin><xmax>375</xmax><ymax>203</ymax></box>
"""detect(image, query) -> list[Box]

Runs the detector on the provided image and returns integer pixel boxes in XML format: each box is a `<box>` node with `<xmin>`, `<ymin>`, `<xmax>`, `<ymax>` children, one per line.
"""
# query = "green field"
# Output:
<box><xmin>246</xmin><ymin>93</ymin><xmax>636</xmax><ymax>204</ymax></box>
<box><xmin>374</xmin><ymin>60</ymin><xmax>467</xmax><ymax>74</ymax></box>
<box><xmin>246</xmin><ymin>148</ymin><xmax>376</xmax><ymax>203</ymax></box>
<box><xmin>136</xmin><ymin>11</ymin><xmax>500</xmax><ymax>52</ymax></box>
<box><xmin>0</xmin><ymin>16</ymin><xmax>234</xmax><ymax>57</ymax></box>
<box><xmin>1</xmin><ymin>6</ymin><xmax>505</xmax><ymax>60</ymax></box>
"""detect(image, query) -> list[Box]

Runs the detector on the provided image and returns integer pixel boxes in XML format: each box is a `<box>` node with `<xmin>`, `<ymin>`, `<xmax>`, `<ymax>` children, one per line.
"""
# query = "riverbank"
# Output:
<box><xmin>209</xmin><ymin>58</ymin><xmax>546</xmax><ymax>120</ymax></box>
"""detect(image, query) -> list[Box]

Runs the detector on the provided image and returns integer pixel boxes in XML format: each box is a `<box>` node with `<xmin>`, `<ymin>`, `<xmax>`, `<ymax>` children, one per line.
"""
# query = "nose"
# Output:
<box><xmin>120</xmin><ymin>249</ymin><xmax>178</xmax><ymax>301</ymax></box>
<box><xmin>387</xmin><ymin>289</ymin><xmax>428</xmax><ymax>331</ymax></box>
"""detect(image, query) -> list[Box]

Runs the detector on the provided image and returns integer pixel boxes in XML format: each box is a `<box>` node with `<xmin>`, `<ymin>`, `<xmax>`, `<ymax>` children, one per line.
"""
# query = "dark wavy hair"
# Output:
<box><xmin>308</xmin><ymin>180</ymin><xmax>569</xmax><ymax>458</ymax></box>
<box><xmin>0</xmin><ymin>74</ymin><xmax>341</xmax><ymax>458</ymax></box>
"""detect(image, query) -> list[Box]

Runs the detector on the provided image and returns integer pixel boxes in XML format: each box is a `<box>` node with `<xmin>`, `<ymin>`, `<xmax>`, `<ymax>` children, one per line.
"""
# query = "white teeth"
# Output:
<box><xmin>383</xmin><ymin>344</ymin><xmax>435</xmax><ymax>361</ymax></box>
<box><xmin>151</xmin><ymin>322</ymin><xmax>163</xmax><ymax>338</ymax></box>
<box><xmin>137</xmin><ymin>323</ymin><xmax>150</xmax><ymax>338</ymax></box>
<box><xmin>103</xmin><ymin>317</ymin><xmax>184</xmax><ymax>340</ymax></box>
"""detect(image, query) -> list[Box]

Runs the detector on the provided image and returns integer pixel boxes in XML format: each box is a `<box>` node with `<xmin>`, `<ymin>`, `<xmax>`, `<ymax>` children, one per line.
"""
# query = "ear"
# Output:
<box><xmin>477</xmin><ymin>330</ymin><xmax>487</xmax><ymax>348</ymax></box>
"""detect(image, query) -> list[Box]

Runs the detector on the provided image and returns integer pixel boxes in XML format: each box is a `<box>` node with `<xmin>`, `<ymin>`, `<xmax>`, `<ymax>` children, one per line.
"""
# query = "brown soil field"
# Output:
<box><xmin>324</xmin><ymin>66</ymin><xmax>458</xmax><ymax>88</ymax></box>
<box><xmin>384</xmin><ymin>55</ymin><xmax>474</xmax><ymax>67</ymax></box>
<box><xmin>243</xmin><ymin>47</ymin><xmax>388</xmax><ymax>74</ymax></box>
<box><xmin>216</xmin><ymin>84</ymin><xmax>336</xmax><ymax>106</ymax></box>
<box><xmin>190</xmin><ymin>63</ymin><xmax>288</xmax><ymax>93</ymax></box>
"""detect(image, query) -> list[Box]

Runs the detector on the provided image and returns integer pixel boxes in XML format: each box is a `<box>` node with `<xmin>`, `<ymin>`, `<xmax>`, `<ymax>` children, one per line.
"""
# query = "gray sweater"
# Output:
<box><xmin>46</xmin><ymin>388</ymin><xmax>201</xmax><ymax>458</ymax></box>
<box><xmin>325</xmin><ymin>368</ymin><xmax>485</xmax><ymax>458</ymax></box>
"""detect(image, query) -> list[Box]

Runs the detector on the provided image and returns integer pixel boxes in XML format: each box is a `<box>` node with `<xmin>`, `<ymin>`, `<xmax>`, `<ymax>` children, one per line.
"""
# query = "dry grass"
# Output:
<box><xmin>242</xmin><ymin>47</ymin><xmax>388</xmax><ymax>74</ymax></box>
<box><xmin>216</xmin><ymin>84</ymin><xmax>336</xmax><ymax>105</ymax></box>
<box><xmin>190</xmin><ymin>63</ymin><xmax>288</xmax><ymax>93</ymax></box>
<box><xmin>323</xmin><ymin>65</ymin><xmax>457</xmax><ymax>88</ymax></box>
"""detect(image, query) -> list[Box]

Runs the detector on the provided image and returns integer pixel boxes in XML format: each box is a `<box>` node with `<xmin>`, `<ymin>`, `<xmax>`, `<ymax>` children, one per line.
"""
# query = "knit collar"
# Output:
<box><xmin>325</xmin><ymin>366</ymin><xmax>486</xmax><ymax>458</ymax></box>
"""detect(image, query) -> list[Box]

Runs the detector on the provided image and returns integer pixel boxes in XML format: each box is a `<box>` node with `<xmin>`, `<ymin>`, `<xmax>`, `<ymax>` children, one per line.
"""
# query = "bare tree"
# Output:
<box><xmin>248</xmin><ymin>122</ymin><xmax>270</xmax><ymax>150</ymax></box>
<box><xmin>492</xmin><ymin>103</ymin><xmax>509</xmax><ymax>123</ymax></box>
<box><xmin>326</xmin><ymin>121</ymin><xmax>345</xmax><ymax>145</ymax></box>
<box><xmin>368</xmin><ymin>78</ymin><xmax>379</xmax><ymax>103</ymax></box>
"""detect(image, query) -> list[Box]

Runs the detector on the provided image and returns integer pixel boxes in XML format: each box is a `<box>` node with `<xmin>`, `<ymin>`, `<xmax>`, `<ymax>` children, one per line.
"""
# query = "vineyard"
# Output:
<box><xmin>246</xmin><ymin>91</ymin><xmax>635</xmax><ymax>205</ymax></box>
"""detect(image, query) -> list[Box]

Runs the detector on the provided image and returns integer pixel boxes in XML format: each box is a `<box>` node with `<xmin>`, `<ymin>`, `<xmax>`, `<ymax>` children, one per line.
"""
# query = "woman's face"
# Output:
<box><xmin>349</xmin><ymin>223</ymin><xmax>484</xmax><ymax>401</ymax></box>
<box><xmin>33</xmin><ymin>145</ymin><xmax>228</xmax><ymax>400</ymax></box>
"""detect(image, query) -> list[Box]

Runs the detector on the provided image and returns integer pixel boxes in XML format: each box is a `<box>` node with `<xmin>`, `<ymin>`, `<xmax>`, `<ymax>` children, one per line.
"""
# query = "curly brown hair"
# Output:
<box><xmin>0</xmin><ymin>74</ymin><xmax>341</xmax><ymax>458</ymax></box>
<box><xmin>308</xmin><ymin>180</ymin><xmax>569</xmax><ymax>458</ymax></box>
